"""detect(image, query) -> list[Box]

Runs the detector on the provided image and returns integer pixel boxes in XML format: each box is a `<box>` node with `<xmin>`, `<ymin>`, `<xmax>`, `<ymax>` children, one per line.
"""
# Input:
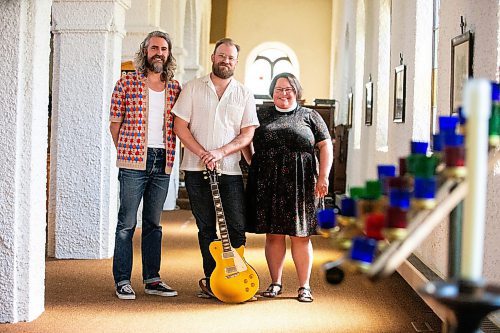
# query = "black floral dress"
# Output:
<box><xmin>245</xmin><ymin>105</ymin><xmax>331</xmax><ymax>237</ymax></box>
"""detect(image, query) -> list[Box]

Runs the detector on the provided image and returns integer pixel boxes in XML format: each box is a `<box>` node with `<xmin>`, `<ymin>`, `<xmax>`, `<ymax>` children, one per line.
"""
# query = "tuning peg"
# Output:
<box><xmin>203</xmin><ymin>176</ymin><xmax>208</xmax><ymax>180</ymax></box>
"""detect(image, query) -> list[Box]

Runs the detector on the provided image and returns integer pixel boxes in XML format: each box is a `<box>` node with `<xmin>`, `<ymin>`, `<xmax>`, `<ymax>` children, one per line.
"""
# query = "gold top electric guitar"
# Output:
<box><xmin>205</xmin><ymin>168</ymin><xmax>260</xmax><ymax>303</ymax></box>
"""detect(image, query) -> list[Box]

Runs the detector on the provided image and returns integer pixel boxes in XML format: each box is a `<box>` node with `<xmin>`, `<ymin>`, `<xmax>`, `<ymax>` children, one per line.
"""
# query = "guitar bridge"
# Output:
<box><xmin>225</xmin><ymin>266</ymin><xmax>238</xmax><ymax>275</ymax></box>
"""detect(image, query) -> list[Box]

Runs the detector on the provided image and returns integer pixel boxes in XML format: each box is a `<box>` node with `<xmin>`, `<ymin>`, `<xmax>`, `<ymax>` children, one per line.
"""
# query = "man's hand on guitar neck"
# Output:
<box><xmin>200</xmin><ymin>149</ymin><xmax>224</xmax><ymax>170</ymax></box>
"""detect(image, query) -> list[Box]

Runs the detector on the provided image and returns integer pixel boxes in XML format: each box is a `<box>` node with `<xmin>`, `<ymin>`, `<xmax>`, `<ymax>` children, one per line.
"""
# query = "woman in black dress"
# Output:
<box><xmin>244</xmin><ymin>73</ymin><xmax>333</xmax><ymax>302</ymax></box>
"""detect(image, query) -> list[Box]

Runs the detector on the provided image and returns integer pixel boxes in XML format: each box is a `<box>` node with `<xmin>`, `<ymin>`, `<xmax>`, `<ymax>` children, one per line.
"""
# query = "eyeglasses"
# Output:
<box><xmin>215</xmin><ymin>53</ymin><xmax>237</xmax><ymax>62</ymax></box>
<box><xmin>274</xmin><ymin>87</ymin><xmax>295</xmax><ymax>94</ymax></box>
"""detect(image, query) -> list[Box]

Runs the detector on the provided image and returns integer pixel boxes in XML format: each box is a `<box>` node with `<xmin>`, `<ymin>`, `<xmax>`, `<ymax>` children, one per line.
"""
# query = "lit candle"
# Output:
<box><xmin>461</xmin><ymin>79</ymin><xmax>492</xmax><ymax>281</ymax></box>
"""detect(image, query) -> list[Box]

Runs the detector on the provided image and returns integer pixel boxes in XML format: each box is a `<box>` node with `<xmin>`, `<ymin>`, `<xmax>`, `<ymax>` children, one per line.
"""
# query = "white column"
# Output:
<box><xmin>198</xmin><ymin>0</ymin><xmax>212</xmax><ymax>76</ymax></box>
<box><xmin>161</xmin><ymin>0</ymin><xmax>188</xmax><ymax>83</ymax></box>
<box><xmin>48</xmin><ymin>0</ymin><xmax>131</xmax><ymax>259</ymax></box>
<box><xmin>182</xmin><ymin>0</ymin><xmax>205</xmax><ymax>81</ymax></box>
<box><xmin>160</xmin><ymin>0</ymin><xmax>188</xmax><ymax>209</ymax></box>
<box><xmin>122</xmin><ymin>0</ymin><xmax>162</xmax><ymax>61</ymax></box>
<box><xmin>411</xmin><ymin>0</ymin><xmax>433</xmax><ymax>141</ymax></box>
<box><xmin>0</xmin><ymin>0</ymin><xmax>52</xmax><ymax>323</ymax></box>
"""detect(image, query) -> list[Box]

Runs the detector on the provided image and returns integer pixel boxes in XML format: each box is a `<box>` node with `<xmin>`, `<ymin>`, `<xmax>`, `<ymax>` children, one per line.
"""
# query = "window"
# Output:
<box><xmin>245</xmin><ymin>42</ymin><xmax>299</xmax><ymax>102</ymax></box>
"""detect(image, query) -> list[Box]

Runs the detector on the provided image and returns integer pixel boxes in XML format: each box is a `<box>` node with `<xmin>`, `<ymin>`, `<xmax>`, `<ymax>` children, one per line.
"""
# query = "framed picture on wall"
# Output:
<box><xmin>365</xmin><ymin>80</ymin><xmax>373</xmax><ymax>126</ymax></box>
<box><xmin>393</xmin><ymin>64</ymin><xmax>406</xmax><ymax>123</ymax></box>
<box><xmin>347</xmin><ymin>91</ymin><xmax>353</xmax><ymax>128</ymax></box>
<box><xmin>450</xmin><ymin>31</ymin><xmax>473</xmax><ymax>114</ymax></box>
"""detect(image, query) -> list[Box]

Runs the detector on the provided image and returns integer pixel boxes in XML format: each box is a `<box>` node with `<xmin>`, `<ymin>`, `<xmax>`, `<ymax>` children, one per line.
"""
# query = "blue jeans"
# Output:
<box><xmin>113</xmin><ymin>148</ymin><xmax>170</xmax><ymax>287</ymax></box>
<box><xmin>184</xmin><ymin>171</ymin><xmax>246</xmax><ymax>278</ymax></box>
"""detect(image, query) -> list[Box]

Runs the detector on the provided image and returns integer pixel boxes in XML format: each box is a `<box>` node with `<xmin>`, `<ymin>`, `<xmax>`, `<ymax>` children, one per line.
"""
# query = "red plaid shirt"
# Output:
<box><xmin>110</xmin><ymin>71</ymin><xmax>181</xmax><ymax>174</ymax></box>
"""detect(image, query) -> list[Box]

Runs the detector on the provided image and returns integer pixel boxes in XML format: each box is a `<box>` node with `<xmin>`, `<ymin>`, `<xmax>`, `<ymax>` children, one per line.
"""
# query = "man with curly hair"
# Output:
<box><xmin>109</xmin><ymin>31</ymin><xmax>181</xmax><ymax>300</ymax></box>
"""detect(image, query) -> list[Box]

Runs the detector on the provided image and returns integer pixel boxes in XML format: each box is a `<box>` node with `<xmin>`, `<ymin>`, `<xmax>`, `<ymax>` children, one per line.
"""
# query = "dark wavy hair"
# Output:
<box><xmin>269</xmin><ymin>72</ymin><xmax>303</xmax><ymax>100</ymax></box>
<box><xmin>134</xmin><ymin>31</ymin><xmax>177</xmax><ymax>82</ymax></box>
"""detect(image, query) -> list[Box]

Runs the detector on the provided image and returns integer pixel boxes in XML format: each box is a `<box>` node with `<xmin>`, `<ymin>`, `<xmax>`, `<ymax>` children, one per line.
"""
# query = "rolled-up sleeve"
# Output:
<box><xmin>240</xmin><ymin>92</ymin><xmax>259</xmax><ymax>128</ymax></box>
<box><xmin>171</xmin><ymin>82</ymin><xmax>193</xmax><ymax>123</ymax></box>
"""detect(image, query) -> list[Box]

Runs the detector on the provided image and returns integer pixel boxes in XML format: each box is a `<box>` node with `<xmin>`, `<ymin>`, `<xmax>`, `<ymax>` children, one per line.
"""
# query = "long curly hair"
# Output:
<box><xmin>134</xmin><ymin>31</ymin><xmax>177</xmax><ymax>82</ymax></box>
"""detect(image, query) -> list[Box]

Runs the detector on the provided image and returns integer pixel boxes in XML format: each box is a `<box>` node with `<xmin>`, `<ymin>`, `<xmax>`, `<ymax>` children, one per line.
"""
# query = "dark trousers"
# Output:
<box><xmin>184</xmin><ymin>171</ymin><xmax>246</xmax><ymax>278</ymax></box>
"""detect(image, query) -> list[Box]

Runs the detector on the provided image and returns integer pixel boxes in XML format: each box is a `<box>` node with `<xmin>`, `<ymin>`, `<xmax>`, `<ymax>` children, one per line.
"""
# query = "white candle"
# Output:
<box><xmin>461</xmin><ymin>79</ymin><xmax>492</xmax><ymax>281</ymax></box>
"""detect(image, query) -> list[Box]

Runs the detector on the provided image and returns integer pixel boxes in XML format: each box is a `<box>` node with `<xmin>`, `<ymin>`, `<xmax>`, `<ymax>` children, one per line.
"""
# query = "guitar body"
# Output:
<box><xmin>209</xmin><ymin>240</ymin><xmax>260</xmax><ymax>303</ymax></box>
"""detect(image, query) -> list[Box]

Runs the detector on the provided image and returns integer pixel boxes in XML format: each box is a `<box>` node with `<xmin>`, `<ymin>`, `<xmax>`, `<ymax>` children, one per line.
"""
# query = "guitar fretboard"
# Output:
<box><xmin>209</xmin><ymin>181</ymin><xmax>233</xmax><ymax>253</ymax></box>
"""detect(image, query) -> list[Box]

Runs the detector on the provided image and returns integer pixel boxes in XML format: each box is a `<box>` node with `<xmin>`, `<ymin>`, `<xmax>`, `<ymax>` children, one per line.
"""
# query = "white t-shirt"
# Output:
<box><xmin>148</xmin><ymin>88</ymin><xmax>165</xmax><ymax>148</ymax></box>
<box><xmin>172</xmin><ymin>74</ymin><xmax>259</xmax><ymax>175</ymax></box>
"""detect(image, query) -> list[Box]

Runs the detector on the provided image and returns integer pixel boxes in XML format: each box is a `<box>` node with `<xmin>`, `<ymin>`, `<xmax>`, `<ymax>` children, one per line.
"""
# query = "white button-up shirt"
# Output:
<box><xmin>172</xmin><ymin>74</ymin><xmax>259</xmax><ymax>175</ymax></box>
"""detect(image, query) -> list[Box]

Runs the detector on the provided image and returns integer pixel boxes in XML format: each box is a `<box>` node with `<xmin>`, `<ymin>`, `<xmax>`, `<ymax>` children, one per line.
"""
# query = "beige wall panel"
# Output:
<box><xmin>225</xmin><ymin>0</ymin><xmax>332</xmax><ymax>104</ymax></box>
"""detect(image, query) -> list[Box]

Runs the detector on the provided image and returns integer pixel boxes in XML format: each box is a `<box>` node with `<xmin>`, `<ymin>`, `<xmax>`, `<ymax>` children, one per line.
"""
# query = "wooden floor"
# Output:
<box><xmin>1</xmin><ymin>209</ymin><xmax>442</xmax><ymax>333</ymax></box>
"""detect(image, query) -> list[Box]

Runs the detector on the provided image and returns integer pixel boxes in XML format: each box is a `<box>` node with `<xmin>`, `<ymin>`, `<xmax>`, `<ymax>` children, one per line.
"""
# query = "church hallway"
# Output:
<box><xmin>1</xmin><ymin>210</ymin><xmax>441</xmax><ymax>333</ymax></box>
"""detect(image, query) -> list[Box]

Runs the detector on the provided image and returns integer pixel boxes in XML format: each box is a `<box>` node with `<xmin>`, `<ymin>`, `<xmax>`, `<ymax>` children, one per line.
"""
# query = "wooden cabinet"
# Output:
<box><xmin>332</xmin><ymin>124</ymin><xmax>348</xmax><ymax>194</ymax></box>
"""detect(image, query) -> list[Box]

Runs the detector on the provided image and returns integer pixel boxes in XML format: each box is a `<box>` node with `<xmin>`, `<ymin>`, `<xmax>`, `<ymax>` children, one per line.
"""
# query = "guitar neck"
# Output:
<box><xmin>209</xmin><ymin>181</ymin><xmax>233</xmax><ymax>253</ymax></box>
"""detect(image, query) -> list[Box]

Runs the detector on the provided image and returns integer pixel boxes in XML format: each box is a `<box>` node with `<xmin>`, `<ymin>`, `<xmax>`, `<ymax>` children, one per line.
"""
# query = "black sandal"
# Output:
<box><xmin>262</xmin><ymin>283</ymin><xmax>282</xmax><ymax>298</ymax></box>
<box><xmin>297</xmin><ymin>287</ymin><xmax>313</xmax><ymax>302</ymax></box>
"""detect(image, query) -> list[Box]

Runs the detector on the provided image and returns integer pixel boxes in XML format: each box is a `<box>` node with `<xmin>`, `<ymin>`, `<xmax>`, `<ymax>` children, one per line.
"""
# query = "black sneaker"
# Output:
<box><xmin>145</xmin><ymin>281</ymin><xmax>178</xmax><ymax>297</ymax></box>
<box><xmin>116</xmin><ymin>284</ymin><xmax>136</xmax><ymax>300</ymax></box>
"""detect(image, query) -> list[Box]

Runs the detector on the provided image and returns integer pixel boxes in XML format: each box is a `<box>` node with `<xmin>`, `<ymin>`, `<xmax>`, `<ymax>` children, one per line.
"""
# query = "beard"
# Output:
<box><xmin>147</xmin><ymin>55</ymin><xmax>165</xmax><ymax>73</ymax></box>
<box><xmin>212</xmin><ymin>62</ymin><xmax>234</xmax><ymax>79</ymax></box>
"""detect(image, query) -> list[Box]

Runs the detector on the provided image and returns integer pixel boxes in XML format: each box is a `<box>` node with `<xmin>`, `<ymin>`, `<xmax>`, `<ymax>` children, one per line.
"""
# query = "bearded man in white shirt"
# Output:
<box><xmin>172</xmin><ymin>38</ymin><xmax>259</xmax><ymax>298</ymax></box>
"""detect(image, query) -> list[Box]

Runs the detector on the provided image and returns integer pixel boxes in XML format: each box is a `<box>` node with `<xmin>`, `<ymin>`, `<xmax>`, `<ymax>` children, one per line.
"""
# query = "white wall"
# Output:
<box><xmin>330</xmin><ymin>1</ymin><xmax>500</xmax><ymax>324</ymax></box>
<box><xmin>0</xmin><ymin>0</ymin><xmax>52</xmax><ymax>323</ymax></box>
<box><xmin>226</xmin><ymin>0</ymin><xmax>332</xmax><ymax>104</ymax></box>
<box><xmin>430</xmin><ymin>0</ymin><xmax>500</xmax><ymax>283</ymax></box>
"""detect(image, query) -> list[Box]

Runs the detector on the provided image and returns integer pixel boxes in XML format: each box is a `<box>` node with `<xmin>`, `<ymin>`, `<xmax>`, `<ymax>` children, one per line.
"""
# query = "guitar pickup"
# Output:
<box><xmin>222</xmin><ymin>252</ymin><xmax>235</xmax><ymax>259</ymax></box>
<box><xmin>225</xmin><ymin>266</ymin><xmax>238</xmax><ymax>275</ymax></box>
<box><xmin>225</xmin><ymin>272</ymin><xmax>240</xmax><ymax>279</ymax></box>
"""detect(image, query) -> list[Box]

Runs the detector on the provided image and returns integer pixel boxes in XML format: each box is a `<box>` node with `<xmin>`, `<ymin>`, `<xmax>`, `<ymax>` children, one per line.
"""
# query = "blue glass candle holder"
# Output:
<box><xmin>412</xmin><ymin>177</ymin><xmax>437</xmax><ymax>210</ymax></box>
<box><xmin>377</xmin><ymin>165</ymin><xmax>396</xmax><ymax>179</ymax></box>
<box><xmin>389</xmin><ymin>189</ymin><xmax>411</xmax><ymax>209</ymax></box>
<box><xmin>491</xmin><ymin>81</ymin><xmax>499</xmax><ymax>101</ymax></box>
<box><xmin>317</xmin><ymin>208</ymin><xmax>336</xmax><ymax>230</ymax></box>
<box><xmin>350</xmin><ymin>236</ymin><xmax>377</xmax><ymax>265</ymax></box>
<box><xmin>444</xmin><ymin>133</ymin><xmax>464</xmax><ymax>147</ymax></box>
<box><xmin>414</xmin><ymin>177</ymin><xmax>437</xmax><ymax>199</ymax></box>
<box><xmin>439</xmin><ymin>116</ymin><xmax>459</xmax><ymax>133</ymax></box>
<box><xmin>489</xmin><ymin>82</ymin><xmax>500</xmax><ymax>146</ymax></box>
<box><xmin>340</xmin><ymin>197</ymin><xmax>356</xmax><ymax>217</ymax></box>
<box><xmin>411</xmin><ymin>141</ymin><xmax>428</xmax><ymax>154</ymax></box>
<box><xmin>377</xmin><ymin>165</ymin><xmax>396</xmax><ymax>195</ymax></box>
<box><xmin>433</xmin><ymin>133</ymin><xmax>445</xmax><ymax>152</ymax></box>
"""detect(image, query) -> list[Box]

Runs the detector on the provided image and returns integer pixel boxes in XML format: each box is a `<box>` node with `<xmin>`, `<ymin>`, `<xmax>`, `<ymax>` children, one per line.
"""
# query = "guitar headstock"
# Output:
<box><xmin>203</xmin><ymin>163</ymin><xmax>222</xmax><ymax>184</ymax></box>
